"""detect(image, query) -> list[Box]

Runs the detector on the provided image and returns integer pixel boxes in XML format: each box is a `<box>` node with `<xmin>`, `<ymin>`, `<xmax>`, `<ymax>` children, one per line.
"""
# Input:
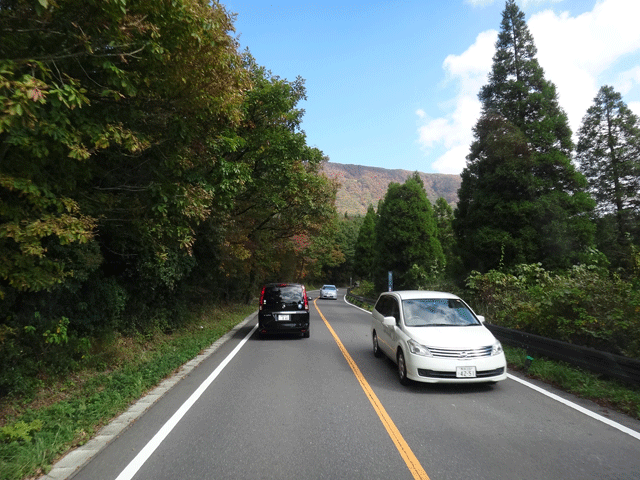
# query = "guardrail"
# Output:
<box><xmin>346</xmin><ymin>293</ymin><xmax>375</xmax><ymax>307</ymax></box>
<box><xmin>483</xmin><ymin>324</ymin><xmax>640</xmax><ymax>387</ymax></box>
<box><xmin>345</xmin><ymin>291</ymin><xmax>640</xmax><ymax>387</ymax></box>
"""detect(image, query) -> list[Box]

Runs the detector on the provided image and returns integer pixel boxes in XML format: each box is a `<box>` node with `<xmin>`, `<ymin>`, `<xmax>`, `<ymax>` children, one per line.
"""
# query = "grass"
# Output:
<box><xmin>0</xmin><ymin>302</ymin><xmax>256</xmax><ymax>480</ymax></box>
<box><xmin>504</xmin><ymin>345</ymin><xmax>640</xmax><ymax>420</ymax></box>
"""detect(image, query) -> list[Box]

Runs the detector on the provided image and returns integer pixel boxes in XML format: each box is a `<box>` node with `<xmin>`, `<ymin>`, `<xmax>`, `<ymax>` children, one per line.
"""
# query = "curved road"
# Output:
<box><xmin>47</xmin><ymin>291</ymin><xmax>640</xmax><ymax>480</ymax></box>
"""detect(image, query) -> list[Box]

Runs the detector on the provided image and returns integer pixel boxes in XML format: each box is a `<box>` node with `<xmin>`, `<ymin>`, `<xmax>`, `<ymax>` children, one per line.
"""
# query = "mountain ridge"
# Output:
<box><xmin>322</xmin><ymin>162</ymin><xmax>462</xmax><ymax>216</ymax></box>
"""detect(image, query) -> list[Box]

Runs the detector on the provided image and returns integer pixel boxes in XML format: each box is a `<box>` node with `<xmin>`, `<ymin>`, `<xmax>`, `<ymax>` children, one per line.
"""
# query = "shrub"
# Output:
<box><xmin>350</xmin><ymin>280</ymin><xmax>376</xmax><ymax>299</ymax></box>
<box><xmin>0</xmin><ymin>313</ymin><xmax>91</xmax><ymax>398</ymax></box>
<box><xmin>467</xmin><ymin>264</ymin><xmax>640</xmax><ymax>358</ymax></box>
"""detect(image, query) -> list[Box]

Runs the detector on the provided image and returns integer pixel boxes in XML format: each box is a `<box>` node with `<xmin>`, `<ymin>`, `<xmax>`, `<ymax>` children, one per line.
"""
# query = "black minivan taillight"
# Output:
<box><xmin>303</xmin><ymin>286</ymin><xmax>309</xmax><ymax>310</ymax></box>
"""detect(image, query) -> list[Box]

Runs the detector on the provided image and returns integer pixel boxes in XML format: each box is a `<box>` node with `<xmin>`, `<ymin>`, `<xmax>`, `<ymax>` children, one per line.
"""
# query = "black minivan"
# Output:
<box><xmin>258</xmin><ymin>283</ymin><xmax>310</xmax><ymax>338</ymax></box>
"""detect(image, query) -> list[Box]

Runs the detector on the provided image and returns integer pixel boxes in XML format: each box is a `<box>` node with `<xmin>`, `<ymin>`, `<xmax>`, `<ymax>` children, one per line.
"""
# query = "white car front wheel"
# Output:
<box><xmin>397</xmin><ymin>349</ymin><xmax>411</xmax><ymax>386</ymax></box>
<box><xmin>372</xmin><ymin>331</ymin><xmax>383</xmax><ymax>358</ymax></box>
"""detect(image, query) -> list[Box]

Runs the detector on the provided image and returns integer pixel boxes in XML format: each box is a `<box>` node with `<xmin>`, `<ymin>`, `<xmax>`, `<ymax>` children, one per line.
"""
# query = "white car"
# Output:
<box><xmin>371</xmin><ymin>290</ymin><xmax>507</xmax><ymax>385</ymax></box>
<box><xmin>319</xmin><ymin>284</ymin><xmax>338</xmax><ymax>300</ymax></box>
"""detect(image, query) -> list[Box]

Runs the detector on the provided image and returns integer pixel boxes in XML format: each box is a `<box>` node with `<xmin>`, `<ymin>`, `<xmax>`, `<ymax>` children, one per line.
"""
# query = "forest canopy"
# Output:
<box><xmin>0</xmin><ymin>0</ymin><xmax>338</xmax><ymax>395</ymax></box>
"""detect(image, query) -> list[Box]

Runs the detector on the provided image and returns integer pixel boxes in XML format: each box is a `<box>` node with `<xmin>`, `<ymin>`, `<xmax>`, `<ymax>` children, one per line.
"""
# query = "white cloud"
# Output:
<box><xmin>619</xmin><ymin>66</ymin><xmax>640</xmax><ymax>95</ymax></box>
<box><xmin>465</xmin><ymin>0</ymin><xmax>562</xmax><ymax>7</ymax></box>
<box><xmin>464</xmin><ymin>0</ymin><xmax>495</xmax><ymax>7</ymax></box>
<box><xmin>432</xmin><ymin>145</ymin><xmax>472</xmax><ymax>175</ymax></box>
<box><xmin>419</xmin><ymin>0</ymin><xmax>640</xmax><ymax>174</ymax></box>
<box><xmin>529</xmin><ymin>0</ymin><xmax>640</xmax><ymax>132</ymax></box>
<box><xmin>416</xmin><ymin>30</ymin><xmax>497</xmax><ymax>173</ymax></box>
<box><xmin>443</xmin><ymin>30</ymin><xmax>498</xmax><ymax>83</ymax></box>
<box><xmin>521</xmin><ymin>0</ymin><xmax>562</xmax><ymax>6</ymax></box>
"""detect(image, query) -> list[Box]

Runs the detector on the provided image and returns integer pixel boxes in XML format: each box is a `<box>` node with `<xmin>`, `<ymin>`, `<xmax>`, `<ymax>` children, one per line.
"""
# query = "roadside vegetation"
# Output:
<box><xmin>504</xmin><ymin>346</ymin><xmax>640</xmax><ymax>421</ymax></box>
<box><xmin>0</xmin><ymin>302</ymin><xmax>255</xmax><ymax>480</ymax></box>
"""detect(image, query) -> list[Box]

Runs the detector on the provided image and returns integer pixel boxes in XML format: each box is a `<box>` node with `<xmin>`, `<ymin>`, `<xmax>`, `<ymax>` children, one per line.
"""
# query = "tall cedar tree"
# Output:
<box><xmin>576</xmin><ymin>85</ymin><xmax>640</xmax><ymax>266</ymax></box>
<box><xmin>374</xmin><ymin>173</ymin><xmax>444</xmax><ymax>292</ymax></box>
<box><xmin>354</xmin><ymin>205</ymin><xmax>377</xmax><ymax>281</ymax></box>
<box><xmin>454</xmin><ymin>0</ymin><xmax>594</xmax><ymax>273</ymax></box>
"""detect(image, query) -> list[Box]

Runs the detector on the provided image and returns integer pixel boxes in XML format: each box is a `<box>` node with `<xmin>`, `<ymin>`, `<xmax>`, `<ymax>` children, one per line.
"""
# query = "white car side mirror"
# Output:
<box><xmin>477</xmin><ymin>315</ymin><xmax>485</xmax><ymax>323</ymax></box>
<box><xmin>383</xmin><ymin>316</ymin><xmax>396</xmax><ymax>327</ymax></box>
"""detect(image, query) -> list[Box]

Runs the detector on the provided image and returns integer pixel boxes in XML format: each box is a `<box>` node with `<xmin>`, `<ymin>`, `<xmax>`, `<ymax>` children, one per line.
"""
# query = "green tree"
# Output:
<box><xmin>0</xmin><ymin>0</ymin><xmax>256</xmax><ymax>397</ymax></box>
<box><xmin>306</xmin><ymin>212</ymin><xmax>348</xmax><ymax>284</ymax></box>
<box><xmin>374</xmin><ymin>173</ymin><xmax>444</xmax><ymax>291</ymax></box>
<box><xmin>354</xmin><ymin>205</ymin><xmax>377</xmax><ymax>281</ymax></box>
<box><xmin>454</xmin><ymin>0</ymin><xmax>594</xmax><ymax>273</ymax></box>
<box><xmin>325</xmin><ymin>214</ymin><xmax>363</xmax><ymax>285</ymax></box>
<box><xmin>576</xmin><ymin>85</ymin><xmax>640</xmax><ymax>269</ymax></box>
<box><xmin>433</xmin><ymin>197</ymin><xmax>460</xmax><ymax>278</ymax></box>
<box><xmin>190</xmin><ymin>57</ymin><xmax>339</xmax><ymax>298</ymax></box>
<box><xmin>456</xmin><ymin>114</ymin><xmax>538</xmax><ymax>271</ymax></box>
<box><xmin>0</xmin><ymin>0</ymin><xmax>341</xmax><ymax>398</ymax></box>
<box><xmin>1</xmin><ymin>0</ymin><xmax>246</xmax><ymax>325</ymax></box>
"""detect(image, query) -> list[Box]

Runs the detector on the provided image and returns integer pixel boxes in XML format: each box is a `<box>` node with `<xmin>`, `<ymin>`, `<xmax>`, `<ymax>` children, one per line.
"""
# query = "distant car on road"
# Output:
<box><xmin>371</xmin><ymin>290</ymin><xmax>507</xmax><ymax>385</ymax></box>
<box><xmin>258</xmin><ymin>283</ymin><xmax>310</xmax><ymax>338</ymax></box>
<box><xmin>319</xmin><ymin>284</ymin><xmax>338</xmax><ymax>300</ymax></box>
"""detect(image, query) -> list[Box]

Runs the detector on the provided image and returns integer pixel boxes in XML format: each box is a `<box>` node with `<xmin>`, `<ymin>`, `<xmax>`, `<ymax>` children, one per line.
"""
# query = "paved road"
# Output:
<box><xmin>52</xmin><ymin>292</ymin><xmax>640</xmax><ymax>480</ymax></box>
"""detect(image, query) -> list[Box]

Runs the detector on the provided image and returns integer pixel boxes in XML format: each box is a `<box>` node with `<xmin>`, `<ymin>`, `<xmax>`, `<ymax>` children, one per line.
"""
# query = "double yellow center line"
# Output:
<box><xmin>314</xmin><ymin>299</ymin><xmax>430</xmax><ymax>480</ymax></box>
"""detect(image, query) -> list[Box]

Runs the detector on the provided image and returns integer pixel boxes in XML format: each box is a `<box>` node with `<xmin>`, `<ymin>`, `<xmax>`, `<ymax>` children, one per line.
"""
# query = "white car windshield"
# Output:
<box><xmin>401</xmin><ymin>299</ymin><xmax>480</xmax><ymax>327</ymax></box>
<box><xmin>322</xmin><ymin>285</ymin><xmax>336</xmax><ymax>290</ymax></box>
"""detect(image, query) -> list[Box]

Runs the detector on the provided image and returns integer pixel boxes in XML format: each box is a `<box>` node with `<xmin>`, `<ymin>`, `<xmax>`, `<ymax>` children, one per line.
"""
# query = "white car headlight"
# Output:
<box><xmin>407</xmin><ymin>339</ymin><xmax>432</xmax><ymax>357</ymax></box>
<box><xmin>491</xmin><ymin>341</ymin><xmax>503</xmax><ymax>356</ymax></box>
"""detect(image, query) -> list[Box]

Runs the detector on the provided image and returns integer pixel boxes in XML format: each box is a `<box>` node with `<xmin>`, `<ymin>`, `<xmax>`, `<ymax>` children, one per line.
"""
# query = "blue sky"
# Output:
<box><xmin>223</xmin><ymin>0</ymin><xmax>640</xmax><ymax>174</ymax></box>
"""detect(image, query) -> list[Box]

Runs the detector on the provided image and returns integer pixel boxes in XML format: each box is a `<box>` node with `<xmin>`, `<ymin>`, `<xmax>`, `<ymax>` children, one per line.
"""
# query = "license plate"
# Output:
<box><xmin>456</xmin><ymin>366</ymin><xmax>476</xmax><ymax>378</ymax></box>
<box><xmin>277</xmin><ymin>314</ymin><xmax>290</xmax><ymax>321</ymax></box>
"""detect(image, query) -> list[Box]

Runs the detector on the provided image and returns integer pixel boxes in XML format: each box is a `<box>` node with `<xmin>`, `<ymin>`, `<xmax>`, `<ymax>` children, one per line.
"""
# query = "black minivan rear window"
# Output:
<box><xmin>264</xmin><ymin>285</ymin><xmax>303</xmax><ymax>303</ymax></box>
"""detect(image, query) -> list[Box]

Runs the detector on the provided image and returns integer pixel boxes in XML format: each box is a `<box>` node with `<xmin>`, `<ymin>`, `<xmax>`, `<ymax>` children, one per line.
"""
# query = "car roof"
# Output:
<box><xmin>379</xmin><ymin>290</ymin><xmax>460</xmax><ymax>301</ymax></box>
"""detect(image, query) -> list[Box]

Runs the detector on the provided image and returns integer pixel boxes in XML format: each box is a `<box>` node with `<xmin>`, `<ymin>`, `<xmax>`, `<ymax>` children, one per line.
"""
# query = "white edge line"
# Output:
<box><xmin>507</xmin><ymin>373</ymin><xmax>640</xmax><ymax>440</ymax></box>
<box><xmin>115</xmin><ymin>323</ymin><xmax>258</xmax><ymax>480</ymax></box>
<box><xmin>343</xmin><ymin>293</ymin><xmax>640</xmax><ymax>442</ymax></box>
<box><xmin>343</xmin><ymin>294</ymin><xmax>371</xmax><ymax>313</ymax></box>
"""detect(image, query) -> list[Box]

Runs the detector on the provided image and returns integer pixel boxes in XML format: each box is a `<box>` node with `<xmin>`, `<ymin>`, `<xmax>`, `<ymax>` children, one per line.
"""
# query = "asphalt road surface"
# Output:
<box><xmin>54</xmin><ymin>291</ymin><xmax>640</xmax><ymax>480</ymax></box>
